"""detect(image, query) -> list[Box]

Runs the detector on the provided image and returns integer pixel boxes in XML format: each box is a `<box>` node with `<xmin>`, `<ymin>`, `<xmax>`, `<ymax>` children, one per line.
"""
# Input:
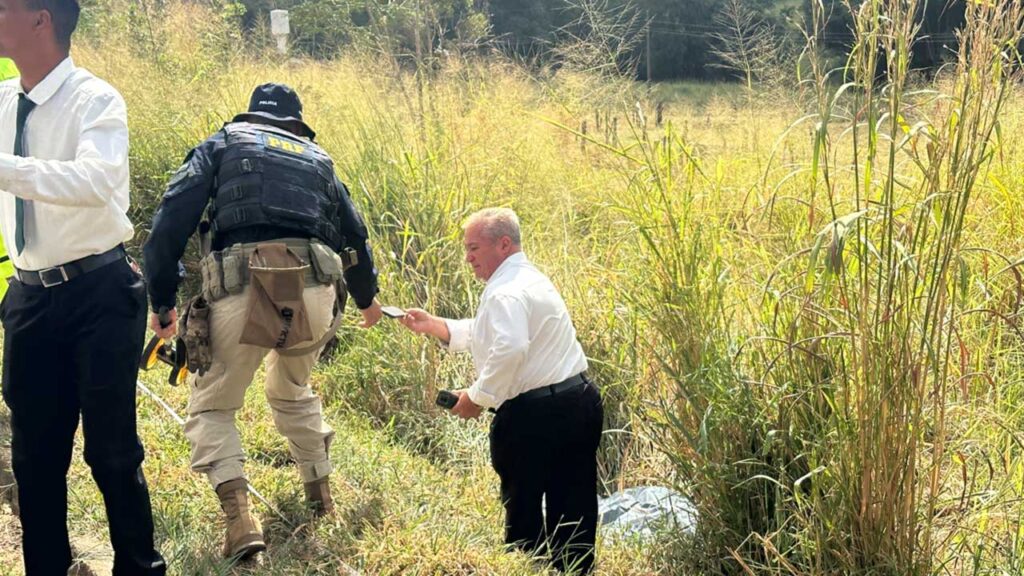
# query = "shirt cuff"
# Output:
<box><xmin>150</xmin><ymin>297</ymin><xmax>176</xmax><ymax>314</ymax></box>
<box><xmin>467</xmin><ymin>383</ymin><xmax>498</xmax><ymax>409</ymax></box>
<box><xmin>444</xmin><ymin>318</ymin><xmax>472</xmax><ymax>352</ymax></box>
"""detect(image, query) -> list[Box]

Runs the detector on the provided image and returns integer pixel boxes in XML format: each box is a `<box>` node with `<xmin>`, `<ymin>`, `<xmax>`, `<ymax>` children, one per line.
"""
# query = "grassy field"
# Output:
<box><xmin>3</xmin><ymin>1</ymin><xmax>1024</xmax><ymax>574</ymax></box>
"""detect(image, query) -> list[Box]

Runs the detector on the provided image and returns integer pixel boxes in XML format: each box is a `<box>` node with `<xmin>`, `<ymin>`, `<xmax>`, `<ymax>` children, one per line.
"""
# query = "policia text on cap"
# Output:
<box><xmin>142</xmin><ymin>82</ymin><xmax>383</xmax><ymax>560</ymax></box>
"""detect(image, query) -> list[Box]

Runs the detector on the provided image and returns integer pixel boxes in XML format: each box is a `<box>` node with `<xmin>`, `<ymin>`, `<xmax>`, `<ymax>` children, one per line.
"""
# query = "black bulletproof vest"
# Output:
<box><xmin>211</xmin><ymin>122</ymin><xmax>343</xmax><ymax>251</ymax></box>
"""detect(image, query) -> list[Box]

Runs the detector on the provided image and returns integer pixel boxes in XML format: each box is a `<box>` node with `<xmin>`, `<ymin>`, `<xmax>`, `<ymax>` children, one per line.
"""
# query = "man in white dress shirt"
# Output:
<box><xmin>0</xmin><ymin>1</ymin><xmax>166</xmax><ymax>574</ymax></box>
<box><xmin>401</xmin><ymin>208</ymin><xmax>604</xmax><ymax>574</ymax></box>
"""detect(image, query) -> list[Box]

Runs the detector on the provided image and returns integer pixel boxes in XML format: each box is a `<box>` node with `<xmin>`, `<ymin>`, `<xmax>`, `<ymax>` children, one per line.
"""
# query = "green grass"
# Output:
<box><xmin>0</xmin><ymin>365</ymin><xmax>672</xmax><ymax>576</ymax></box>
<box><xmin>2</xmin><ymin>1</ymin><xmax>1024</xmax><ymax>574</ymax></box>
<box><xmin>649</xmin><ymin>80</ymin><xmax>747</xmax><ymax>109</ymax></box>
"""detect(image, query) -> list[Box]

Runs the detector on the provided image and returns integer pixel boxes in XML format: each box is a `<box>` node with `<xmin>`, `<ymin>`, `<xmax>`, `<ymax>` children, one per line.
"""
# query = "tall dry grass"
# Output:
<box><xmin>7</xmin><ymin>1</ymin><xmax>1020</xmax><ymax>574</ymax></box>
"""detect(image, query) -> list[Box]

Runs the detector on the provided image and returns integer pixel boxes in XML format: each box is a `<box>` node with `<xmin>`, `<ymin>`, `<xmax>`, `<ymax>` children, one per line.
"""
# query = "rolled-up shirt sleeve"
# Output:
<box><xmin>0</xmin><ymin>93</ymin><xmax>127</xmax><ymax>208</ymax></box>
<box><xmin>444</xmin><ymin>318</ymin><xmax>474</xmax><ymax>352</ymax></box>
<box><xmin>467</xmin><ymin>295</ymin><xmax>530</xmax><ymax>409</ymax></box>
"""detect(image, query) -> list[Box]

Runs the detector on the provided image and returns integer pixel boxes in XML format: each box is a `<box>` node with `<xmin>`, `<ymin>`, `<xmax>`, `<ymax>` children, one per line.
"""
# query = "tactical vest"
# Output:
<box><xmin>211</xmin><ymin>122</ymin><xmax>343</xmax><ymax>251</ymax></box>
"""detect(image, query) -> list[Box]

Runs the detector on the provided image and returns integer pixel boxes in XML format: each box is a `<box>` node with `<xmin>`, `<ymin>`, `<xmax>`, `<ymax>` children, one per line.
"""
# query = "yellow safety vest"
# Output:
<box><xmin>0</xmin><ymin>244</ymin><xmax>10</xmax><ymax>300</ymax></box>
<box><xmin>0</xmin><ymin>59</ymin><xmax>15</xmax><ymax>81</ymax></box>
<box><xmin>0</xmin><ymin>58</ymin><xmax>18</xmax><ymax>299</ymax></box>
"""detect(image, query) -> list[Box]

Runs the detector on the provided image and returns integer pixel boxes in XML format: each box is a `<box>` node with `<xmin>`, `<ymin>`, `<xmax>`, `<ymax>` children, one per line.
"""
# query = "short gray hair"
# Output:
<box><xmin>463</xmin><ymin>208</ymin><xmax>522</xmax><ymax>246</ymax></box>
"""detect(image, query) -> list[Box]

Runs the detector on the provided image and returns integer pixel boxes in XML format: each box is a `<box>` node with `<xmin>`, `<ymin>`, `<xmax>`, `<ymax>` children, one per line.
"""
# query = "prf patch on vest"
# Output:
<box><xmin>262</xmin><ymin>133</ymin><xmax>308</xmax><ymax>156</ymax></box>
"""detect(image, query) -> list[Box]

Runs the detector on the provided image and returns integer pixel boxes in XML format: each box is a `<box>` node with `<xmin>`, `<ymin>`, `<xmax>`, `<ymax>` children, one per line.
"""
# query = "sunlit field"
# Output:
<box><xmin>2</xmin><ymin>1</ymin><xmax>1024</xmax><ymax>574</ymax></box>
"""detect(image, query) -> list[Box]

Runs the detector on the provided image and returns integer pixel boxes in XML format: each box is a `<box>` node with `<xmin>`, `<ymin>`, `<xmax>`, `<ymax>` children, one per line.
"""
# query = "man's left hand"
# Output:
<box><xmin>451</xmin><ymin>389</ymin><xmax>484</xmax><ymax>419</ymax></box>
<box><xmin>359</xmin><ymin>300</ymin><xmax>383</xmax><ymax>329</ymax></box>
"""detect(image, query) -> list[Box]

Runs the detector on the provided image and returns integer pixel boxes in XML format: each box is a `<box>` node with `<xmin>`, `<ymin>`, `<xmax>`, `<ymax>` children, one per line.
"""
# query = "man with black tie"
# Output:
<box><xmin>400</xmin><ymin>208</ymin><xmax>604</xmax><ymax>574</ymax></box>
<box><xmin>0</xmin><ymin>1</ymin><xmax>166</xmax><ymax>574</ymax></box>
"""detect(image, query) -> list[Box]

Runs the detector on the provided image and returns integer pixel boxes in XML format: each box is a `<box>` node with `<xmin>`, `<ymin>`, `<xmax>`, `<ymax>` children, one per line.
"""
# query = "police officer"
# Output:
<box><xmin>143</xmin><ymin>83</ymin><xmax>382</xmax><ymax>560</ymax></box>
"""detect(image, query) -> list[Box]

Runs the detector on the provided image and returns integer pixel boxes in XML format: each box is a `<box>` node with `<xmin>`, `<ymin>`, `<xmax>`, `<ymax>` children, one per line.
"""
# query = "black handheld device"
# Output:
<box><xmin>435</xmin><ymin>390</ymin><xmax>459</xmax><ymax>410</ymax></box>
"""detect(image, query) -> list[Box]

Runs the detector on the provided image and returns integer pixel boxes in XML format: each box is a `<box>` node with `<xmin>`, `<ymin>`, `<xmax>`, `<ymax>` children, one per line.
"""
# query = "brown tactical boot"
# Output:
<box><xmin>216</xmin><ymin>478</ymin><xmax>266</xmax><ymax>560</ymax></box>
<box><xmin>303</xmin><ymin>477</ymin><xmax>335</xmax><ymax>517</ymax></box>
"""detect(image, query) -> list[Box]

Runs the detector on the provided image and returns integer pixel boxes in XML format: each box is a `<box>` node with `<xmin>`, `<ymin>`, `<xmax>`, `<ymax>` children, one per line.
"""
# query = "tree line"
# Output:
<box><xmin>162</xmin><ymin>1</ymin><xmax>972</xmax><ymax>81</ymax></box>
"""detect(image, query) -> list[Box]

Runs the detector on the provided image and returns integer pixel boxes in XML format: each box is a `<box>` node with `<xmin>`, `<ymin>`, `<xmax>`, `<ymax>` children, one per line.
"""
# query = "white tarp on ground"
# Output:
<box><xmin>598</xmin><ymin>486</ymin><xmax>697</xmax><ymax>539</ymax></box>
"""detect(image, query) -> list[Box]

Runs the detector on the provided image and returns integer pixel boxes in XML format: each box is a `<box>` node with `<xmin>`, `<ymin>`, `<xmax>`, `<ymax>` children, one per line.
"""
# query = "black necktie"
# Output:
<box><xmin>14</xmin><ymin>94</ymin><xmax>36</xmax><ymax>254</ymax></box>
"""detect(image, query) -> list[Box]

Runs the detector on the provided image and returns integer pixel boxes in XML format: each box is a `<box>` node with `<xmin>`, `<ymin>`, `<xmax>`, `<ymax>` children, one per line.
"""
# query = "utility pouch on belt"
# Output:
<box><xmin>200</xmin><ymin>254</ymin><xmax>227</xmax><ymax>301</ymax></box>
<box><xmin>308</xmin><ymin>241</ymin><xmax>344</xmax><ymax>284</ymax></box>
<box><xmin>239</xmin><ymin>243</ymin><xmax>313</xmax><ymax>349</ymax></box>
<box><xmin>180</xmin><ymin>295</ymin><xmax>212</xmax><ymax>375</ymax></box>
<box><xmin>222</xmin><ymin>251</ymin><xmax>245</xmax><ymax>295</ymax></box>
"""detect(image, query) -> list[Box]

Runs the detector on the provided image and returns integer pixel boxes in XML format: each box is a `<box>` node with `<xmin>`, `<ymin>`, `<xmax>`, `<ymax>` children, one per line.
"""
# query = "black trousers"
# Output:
<box><xmin>1</xmin><ymin>259</ymin><xmax>166</xmax><ymax>576</ymax></box>
<box><xmin>489</xmin><ymin>381</ymin><xmax>604</xmax><ymax>575</ymax></box>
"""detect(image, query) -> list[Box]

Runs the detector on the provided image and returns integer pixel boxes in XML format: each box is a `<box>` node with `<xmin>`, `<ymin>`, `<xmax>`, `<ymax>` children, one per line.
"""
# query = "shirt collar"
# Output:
<box><xmin>485</xmin><ymin>252</ymin><xmax>528</xmax><ymax>288</ymax></box>
<box><xmin>21</xmin><ymin>57</ymin><xmax>75</xmax><ymax>106</ymax></box>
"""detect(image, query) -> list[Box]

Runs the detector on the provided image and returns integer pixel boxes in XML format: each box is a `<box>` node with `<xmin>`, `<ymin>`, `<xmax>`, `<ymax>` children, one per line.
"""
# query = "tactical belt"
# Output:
<box><xmin>16</xmin><ymin>245</ymin><xmax>127</xmax><ymax>288</ymax></box>
<box><xmin>201</xmin><ymin>238</ymin><xmax>355</xmax><ymax>302</ymax></box>
<box><xmin>198</xmin><ymin>238</ymin><xmax>354</xmax><ymax>357</ymax></box>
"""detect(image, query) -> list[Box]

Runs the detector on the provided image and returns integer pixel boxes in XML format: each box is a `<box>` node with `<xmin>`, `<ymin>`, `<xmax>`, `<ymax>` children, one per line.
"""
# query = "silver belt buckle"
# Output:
<box><xmin>38</xmin><ymin>265</ymin><xmax>69</xmax><ymax>288</ymax></box>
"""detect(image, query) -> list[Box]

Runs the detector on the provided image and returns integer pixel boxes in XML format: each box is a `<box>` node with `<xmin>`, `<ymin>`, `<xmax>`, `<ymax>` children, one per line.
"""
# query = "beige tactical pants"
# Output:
<box><xmin>184</xmin><ymin>283</ymin><xmax>336</xmax><ymax>489</ymax></box>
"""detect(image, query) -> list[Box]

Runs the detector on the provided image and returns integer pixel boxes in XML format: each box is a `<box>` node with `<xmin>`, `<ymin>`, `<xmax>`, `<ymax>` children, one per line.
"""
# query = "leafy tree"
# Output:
<box><xmin>232</xmin><ymin>0</ymin><xmax>488</xmax><ymax>59</ymax></box>
<box><xmin>486</xmin><ymin>0</ymin><xmax>577</xmax><ymax>57</ymax></box>
<box><xmin>79</xmin><ymin>0</ymin><xmax>985</xmax><ymax>80</ymax></box>
<box><xmin>487</xmin><ymin>0</ymin><xmax>802</xmax><ymax>81</ymax></box>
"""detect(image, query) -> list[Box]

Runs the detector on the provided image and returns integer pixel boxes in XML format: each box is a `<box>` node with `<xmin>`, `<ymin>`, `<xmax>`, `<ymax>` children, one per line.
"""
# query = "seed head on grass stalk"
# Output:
<box><xmin>759</xmin><ymin>0</ymin><xmax>1024</xmax><ymax>573</ymax></box>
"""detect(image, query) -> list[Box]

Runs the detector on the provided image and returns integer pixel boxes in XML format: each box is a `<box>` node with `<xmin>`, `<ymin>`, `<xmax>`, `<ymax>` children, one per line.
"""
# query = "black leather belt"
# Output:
<box><xmin>516</xmin><ymin>373</ymin><xmax>588</xmax><ymax>402</ymax></box>
<box><xmin>16</xmin><ymin>245</ymin><xmax>127</xmax><ymax>288</ymax></box>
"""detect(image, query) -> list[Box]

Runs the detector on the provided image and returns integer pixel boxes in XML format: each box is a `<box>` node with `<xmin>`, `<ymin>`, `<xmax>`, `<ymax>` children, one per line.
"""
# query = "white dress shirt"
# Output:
<box><xmin>445</xmin><ymin>252</ymin><xmax>589</xmax><ymax>409</ymax></box>
<box><xmin>0</xmin><ymin>57</ymin><xmax>133</xmax><ymax>271</ymax></box>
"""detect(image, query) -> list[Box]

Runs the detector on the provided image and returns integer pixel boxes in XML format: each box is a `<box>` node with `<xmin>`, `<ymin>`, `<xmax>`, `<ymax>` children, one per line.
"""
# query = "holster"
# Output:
<box><xmin>179</xmin><ymin>295</ymin><xmax>212</xmax><ymax>375</ymax></box>
<box><xmin>239</xmin><ymin>243</ymin><xmax>313</xmax><ymax>349</ymax></box>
